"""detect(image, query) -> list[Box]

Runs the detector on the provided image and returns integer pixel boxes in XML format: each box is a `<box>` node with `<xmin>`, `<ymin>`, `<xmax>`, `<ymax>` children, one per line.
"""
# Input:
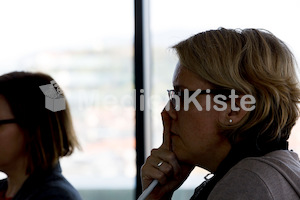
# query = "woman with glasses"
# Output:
<box><xmin>0</xmin><ymin>72</ymin><xmax>82</xmax><ymax>200</ymax></box>
<box><xmin>140</xmin><ymin>28</ymin><xmax>300</xmax><ymax>199</ymax></box>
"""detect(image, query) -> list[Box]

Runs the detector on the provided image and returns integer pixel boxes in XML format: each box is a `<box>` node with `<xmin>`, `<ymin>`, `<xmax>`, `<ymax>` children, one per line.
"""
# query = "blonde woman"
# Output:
<box><xmin>141</xmin><ymin>28</ymin><xmax>300</xmax><ymax>199</ymax></box>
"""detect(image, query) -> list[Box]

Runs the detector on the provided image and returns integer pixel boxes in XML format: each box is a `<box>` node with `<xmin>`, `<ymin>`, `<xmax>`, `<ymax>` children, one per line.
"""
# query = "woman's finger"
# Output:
<box><xmin>161</xmin><ymin>109</ymin><xmax>171</xmax><ymax>150</ymax></box>
<box><xmin>141</xmin><ymin>158</ymin><xmax>169</xmax><ymax>188</ymax></box>
<box><xmin>147</xmin><ymin>158</ymin><xmax>173</xmax><ymax>178</ymax></box>
<box><xmin>150</xmin><ymin>148</ymin><xmax>181</xmax><ymax>179</ymax></box>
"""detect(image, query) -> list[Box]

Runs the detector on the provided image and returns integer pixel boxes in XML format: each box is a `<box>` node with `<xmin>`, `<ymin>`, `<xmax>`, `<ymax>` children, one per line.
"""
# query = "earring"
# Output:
<box><xmin>229</xmin><ymin>119</ymin><xmax>233</xmax><ymax>123</ymax></box>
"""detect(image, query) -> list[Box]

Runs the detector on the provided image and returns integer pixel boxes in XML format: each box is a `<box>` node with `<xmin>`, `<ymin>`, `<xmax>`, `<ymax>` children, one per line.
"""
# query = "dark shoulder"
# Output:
<box><xmin>35</xmin><ymin>173</ymin><xmax>82</xmax><ymax>200</ymax></box>
<box><xmin>14</xmin><ymin>164</ymin><xmax>82</xmax><ymax>200</ymax></box>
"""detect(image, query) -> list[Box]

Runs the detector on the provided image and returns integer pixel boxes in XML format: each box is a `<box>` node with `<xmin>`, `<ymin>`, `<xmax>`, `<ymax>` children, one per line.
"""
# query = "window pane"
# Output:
<box><xmin>150</xmin><ymin>0</ymin><xmax>300</xmax><ymax>199</ymax></box>
<box><xmin>0</xmin><ymin>1</ymin><xmax>134</xmax><ymax>199</ymax></box>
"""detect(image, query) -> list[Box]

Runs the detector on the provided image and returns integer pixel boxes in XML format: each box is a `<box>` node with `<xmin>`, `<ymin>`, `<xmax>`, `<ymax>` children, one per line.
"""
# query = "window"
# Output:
<box><xmin>1</xmin><ymin>1</ymin><xmax>300</xmax><ymax>199</ymax></box>
<box><xmin>0</xmin><ymin>1</ymin><xmax>134</xmax><ymax>199</ymax></box>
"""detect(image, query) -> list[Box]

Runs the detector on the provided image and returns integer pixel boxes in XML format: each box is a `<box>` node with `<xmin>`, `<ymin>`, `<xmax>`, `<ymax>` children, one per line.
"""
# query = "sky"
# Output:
<box><xmin>0</xmin><ymin>0</ymin><xmax>299</xmax><ymax>64</ymax></box>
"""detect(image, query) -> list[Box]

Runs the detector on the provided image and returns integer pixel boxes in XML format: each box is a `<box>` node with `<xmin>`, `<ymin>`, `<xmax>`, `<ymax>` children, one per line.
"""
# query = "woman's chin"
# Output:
<box><xmin>172</xmin><ymin>148</ymin><xmax>190</xmax><ymax>164</ymax></box>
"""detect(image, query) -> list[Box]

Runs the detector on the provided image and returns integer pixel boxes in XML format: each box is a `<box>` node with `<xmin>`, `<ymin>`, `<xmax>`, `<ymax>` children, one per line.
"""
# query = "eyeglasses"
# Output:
<box><xmin>167</xmin><ymin>89</ymin><xmax>231</xmax><ymax>110</ymax></box>
<box><xmin>0</xmin><ymin>119</ymin><xmax>18</xmax><ymax>126</ymax></box>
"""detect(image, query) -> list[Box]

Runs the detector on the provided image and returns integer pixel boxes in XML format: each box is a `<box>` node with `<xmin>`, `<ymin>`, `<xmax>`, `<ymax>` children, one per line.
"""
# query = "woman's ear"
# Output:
<box><xmin>219</xmin><ymin>95</ymin><xmax>250</xmax><ymax>125</ymax></box>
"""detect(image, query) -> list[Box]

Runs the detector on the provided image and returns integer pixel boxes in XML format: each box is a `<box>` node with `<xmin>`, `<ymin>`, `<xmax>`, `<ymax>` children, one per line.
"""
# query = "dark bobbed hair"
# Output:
<box><xmin>0</xmin><ymin>71</ymin><xmax>80</xmax><ymax>174</ymax></box>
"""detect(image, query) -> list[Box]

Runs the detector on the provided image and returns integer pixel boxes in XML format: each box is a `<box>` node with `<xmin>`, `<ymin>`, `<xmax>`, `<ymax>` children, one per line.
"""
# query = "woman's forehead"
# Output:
<box><xmin>172</xmin><ymin>64</ymin><xmax>212</xmax><ymax>90</ymax></box>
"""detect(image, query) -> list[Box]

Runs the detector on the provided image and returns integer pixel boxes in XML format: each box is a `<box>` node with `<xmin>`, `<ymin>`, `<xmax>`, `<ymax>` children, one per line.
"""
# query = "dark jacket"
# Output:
<box><xmin>0</xmin><ymin>163</ymin><xmax>82</xmax><ymax>200</ymax></box>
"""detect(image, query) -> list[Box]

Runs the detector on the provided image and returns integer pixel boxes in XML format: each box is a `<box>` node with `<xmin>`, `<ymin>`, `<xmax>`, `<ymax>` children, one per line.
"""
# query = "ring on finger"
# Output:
<box><xmin>157</xmin><ymin>161</ymin><xmax>163</xmax><ymax>168</ymax></box>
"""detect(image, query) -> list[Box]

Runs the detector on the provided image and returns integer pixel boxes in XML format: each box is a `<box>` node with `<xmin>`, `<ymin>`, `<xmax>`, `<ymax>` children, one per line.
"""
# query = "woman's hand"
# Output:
<box><xmin>140</xmin><ymin>109</ymin><xmax>194</xmax><ymax>199</ymax></box>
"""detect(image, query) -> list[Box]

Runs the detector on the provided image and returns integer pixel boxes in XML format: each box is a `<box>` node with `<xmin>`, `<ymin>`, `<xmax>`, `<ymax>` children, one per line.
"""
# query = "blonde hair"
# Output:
<box><xmin>173</xmin><ymin>28</ymin><xmax>300</xmax><ymax>148</ymax></box>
